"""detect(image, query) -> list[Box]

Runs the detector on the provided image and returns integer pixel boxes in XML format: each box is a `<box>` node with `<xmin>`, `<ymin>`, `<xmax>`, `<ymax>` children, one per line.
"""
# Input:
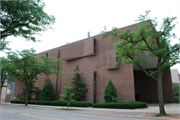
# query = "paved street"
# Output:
<box><xmin>0</xmin><ymin>103</ymin><xmax>180</xmax><ymax>120</ymax></box>
<box><xmin>1</xmin><ymin>105</ymin><xmax>143</xmax><ymax>120</ymax></box>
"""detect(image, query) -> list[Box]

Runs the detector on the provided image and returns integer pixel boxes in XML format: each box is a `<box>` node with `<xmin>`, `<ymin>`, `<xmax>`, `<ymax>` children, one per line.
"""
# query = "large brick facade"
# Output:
<box><xmin>11</xmin><ymin>22</ymin><xmax>174</xmax><ymax>103</ymax></box>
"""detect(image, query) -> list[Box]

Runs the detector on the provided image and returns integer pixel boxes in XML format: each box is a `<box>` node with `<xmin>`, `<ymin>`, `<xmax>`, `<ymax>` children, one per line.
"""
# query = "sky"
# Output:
<box><xmin>1</xmin><ymin>0</ymin><xmax>180</xmax><ymax>73</ymax></box>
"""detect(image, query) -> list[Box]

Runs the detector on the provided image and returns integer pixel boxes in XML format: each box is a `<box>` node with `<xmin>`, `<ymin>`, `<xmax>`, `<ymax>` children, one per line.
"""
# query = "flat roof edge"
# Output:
<box><xmin>36</xmin><ymin>21</ymin><xmax>145</xmax><ymax>54</ymax></box>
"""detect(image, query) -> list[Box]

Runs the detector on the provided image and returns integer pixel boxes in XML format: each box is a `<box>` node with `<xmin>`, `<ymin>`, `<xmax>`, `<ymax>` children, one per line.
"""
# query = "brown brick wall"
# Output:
<box><xmin>84</xmin><ymin>38</ymin><xmax>94</xmax><ymax>56</ymax></box>
<box><xmin>13</xmin><ymin>80</ymin><xmax>25</xmax><ymax>100</ymax></box>
<box><xmin>134</xmin><ymin>69</ymin><xmax>174</xmax><ymax>103</ymax></box>
<box><xmin>12</xmin><ymin>22</ymin><xmax>174</xmax><ymax>103</ymax></box>
<box><xmin>106</xmin><ymin>50</ymin><xmax>118</xmax><ymax>70</ymax></box>
<box><xmin>62</xmin><ymin>43</ymin><xmax>84</xmax><ymax>60</ymax></box>
<box><xmin>5</xmin><ymin>94</ymin><xmax>11</xmax><ymax>102</ymax></box>
<box><xmin>62</xmin><ymin>38</ymin><xmax>94</xmax><ymax>60</ymax></box>
<box><xmin>60</xmin><ymin>72</ymin><xmax>94</xmax><ymax>103</ymax></box>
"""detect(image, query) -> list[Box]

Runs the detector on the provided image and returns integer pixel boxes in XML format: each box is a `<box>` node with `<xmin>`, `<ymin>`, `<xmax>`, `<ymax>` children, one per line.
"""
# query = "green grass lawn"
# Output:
<box><xmin>55</xmin><ymin>108</ymin><xmax>82</xmax><ymax>111</ymax></box>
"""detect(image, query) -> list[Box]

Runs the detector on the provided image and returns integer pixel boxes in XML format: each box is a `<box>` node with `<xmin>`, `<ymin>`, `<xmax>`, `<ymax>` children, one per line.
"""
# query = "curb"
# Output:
<box><xmin>73</xmin><ymin>111</ymin><xmax>178</xmax><ymax>120</ymax></box>
<box><xmin>1</xmin><ymin>103</ymin><xmax>179</xmax><ymax>120</ymax></box>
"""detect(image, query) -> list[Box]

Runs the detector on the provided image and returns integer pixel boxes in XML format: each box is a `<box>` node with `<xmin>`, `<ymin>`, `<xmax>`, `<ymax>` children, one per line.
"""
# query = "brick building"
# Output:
<box><xmin>8</xmin><ymin>22</ymin><xmax>174</xmax><ymax>103</ymax></box>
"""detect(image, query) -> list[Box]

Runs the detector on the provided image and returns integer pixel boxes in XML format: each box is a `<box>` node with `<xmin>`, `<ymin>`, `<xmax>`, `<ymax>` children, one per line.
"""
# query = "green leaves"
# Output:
<box><xmin>101</xmin><ymin>10</ymin><xmax>179</xmax><ymax>116</ymax></box>
<box><xmin>60</xmin><ymin>82</ymin><xmax>74</xmax><ymax>109</ymax></box>
<box><xmin>1</xmin><ymin>48</ymin><xmax>62</xmax><ymax>106</ymax></box>
<box><xmin>0</xmin><ymin>60</ymin><xmax>15</xmax><ymax>89</ymax></box>
<box><xmin>104</xmin><ymin>79</ymin><xmax>119</xmax><ymax>103</ymax></box>
<box><xmin>102</xmin><ymin>10</ymin><xmax>180</xmax><ymax>79</ymax></box>
<box><xmin>172</xmin><ymin>83</ymin><xmax>179</xmax><ymax>97</ymax></box>
<box><xmin>40</xmin><ymin>55</ymin><xmax>63</xmax><ymax>79</ymax></box>
<box><xmin>0</xmin><ymin>0</ymin><xmax>55</xmax><ymax>50</ymax></box>
<box><xmin>41</xmin><ymin>78</ymin><xmax>54</xmax><ymax>101</ymax></box>
<box><xmin>71</xmin><ymin>65</ymin><xmax>88</xmax><ymax>101</ymax></box>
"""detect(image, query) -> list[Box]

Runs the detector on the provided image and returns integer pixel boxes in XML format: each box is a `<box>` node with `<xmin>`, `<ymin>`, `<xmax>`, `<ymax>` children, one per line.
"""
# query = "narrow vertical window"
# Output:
<box><xmin>94</xmin><ymin>73</ymin><xmax>96</xmax><ymax>103</ymax></box>
<box><xmin>46</xmin><ymin>53</ymin><xmax>48</xmax><ymax>57</ymax></box>
<box><xmin>94</xmin><ymin>39</ymin><xmax>96</xmax><ymax>53</ymax></box>
<box><xmin>116</xmin><ymin>57</ymin><xmax>119</xmax><ymax>62</ymax></box>
<box><xmin>116</xmin><ymin>53</ymin><xmax>119</xmax><ymax>62</ymax></box>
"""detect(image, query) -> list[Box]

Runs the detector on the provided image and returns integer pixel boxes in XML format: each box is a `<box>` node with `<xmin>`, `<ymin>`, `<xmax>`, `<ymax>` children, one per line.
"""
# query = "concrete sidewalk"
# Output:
<box><xmin>1</xmin><ymin>102</ymin><xmax>180</xmax><ymax>120</ymax></box>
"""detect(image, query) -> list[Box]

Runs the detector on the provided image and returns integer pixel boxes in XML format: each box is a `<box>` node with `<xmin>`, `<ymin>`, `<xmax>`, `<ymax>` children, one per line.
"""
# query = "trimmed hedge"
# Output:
<box><xmin>11</xmin><ymin>100</ymin><xmax>147</xmax><ymax>109</ymax></box>
<box><xmin>93</xmin><ymin>101</ymin><xmax>147</xmax><ymax>109</ymax></box>
<box><xmin>10</xmin><ymin>100</ymin><xmax>93</xmax><ymax>107</ymax></box>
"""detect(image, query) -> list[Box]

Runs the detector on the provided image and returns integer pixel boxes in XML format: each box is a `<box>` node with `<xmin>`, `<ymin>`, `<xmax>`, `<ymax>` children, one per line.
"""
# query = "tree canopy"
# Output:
<box><xmin>0</xmin><ymin>64</ymin><xmax>14</xmax><ymax>89</ymax></box>
<box><xmin>1</xmin><ymin>48</ymin><xmax>62</xmax><ymax>106</ymax></box>
<box><xmin>0</xmin><ymin>0</ymin><xmax>55</xmax><ymax>50</ymax></box>
<box><xmin>101</xmin><ymin>10</ymin><xmax>180</xmax><ymax>116</ymax></box>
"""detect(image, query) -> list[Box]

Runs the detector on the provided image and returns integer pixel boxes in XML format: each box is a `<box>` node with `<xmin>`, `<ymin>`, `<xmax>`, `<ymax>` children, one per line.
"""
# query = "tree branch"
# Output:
<box><xmin>160</xmin><ymin>22</ymin><xmax>170</xmax><ymax>37</ymax></box>
<box><xmin>136</xmin><ymin>64</ymin><xmax>157</xmax><ymax>81</ymax></box>
<box><xmin>127</xmin><ymin>54</ymin><xmax>157</xmax><ymax>81</ymax></box>
<box><xmin>161</xmin><ymin>47</ymin><xmax>180</xmax><ymax>65</ymax></box>
<box><xmin>1</xmin><ymin>23</ymin><xmax>29</xmax><ymax>37</ymax></box>
<box><xmin>1</xmin><ymin>31</ymin><xmax>15</xmax><ymax>38</ymax></box>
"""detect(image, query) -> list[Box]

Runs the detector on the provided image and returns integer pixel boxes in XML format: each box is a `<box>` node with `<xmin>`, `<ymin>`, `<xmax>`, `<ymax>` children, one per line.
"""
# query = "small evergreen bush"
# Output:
<box><xmin>104</xmin><ymin>79</ymin><xmax>119</xmax><ymax>103</ymax></box>
<box><xmin>41</xmin><ymin>78</ymin><xmax>54</xmax><ymax>101</ymax></box>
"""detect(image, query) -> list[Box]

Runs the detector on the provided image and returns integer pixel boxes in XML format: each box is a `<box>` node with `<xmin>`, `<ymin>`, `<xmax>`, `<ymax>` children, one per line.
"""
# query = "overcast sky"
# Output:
<box><xmin>1</xmin><ymin>0</ymin><xmax>180</xmax><ymax>73</ymax></box>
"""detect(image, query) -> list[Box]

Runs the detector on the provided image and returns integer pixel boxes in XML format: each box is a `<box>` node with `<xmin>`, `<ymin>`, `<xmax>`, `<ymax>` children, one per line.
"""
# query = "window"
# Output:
<box><xmin>116</xmin><ymin>57</ymin><xmax>119</xmax><ymax>62</ymax></box>
<box><xmin>94</xmin><ymin>40</ymin><xmax>96</xmax><ymax>52</ymax></box>
<box><xmin>94</xmin><ymin>73</ymin><xmax>96</xmax><ymax>103</ymax></box>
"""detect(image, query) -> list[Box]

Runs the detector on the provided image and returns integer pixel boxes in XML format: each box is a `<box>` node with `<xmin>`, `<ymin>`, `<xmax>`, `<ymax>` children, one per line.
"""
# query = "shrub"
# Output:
<box><xmin>10</xmin><ymin>100</ymin><xmax>93</xmax><ymax>107</ymax></box>
<box><xmin>70</xmin><ymin>101</ymin><xmax>92</xmax><ymax>107</ymax></box>
<box><xmin>172</xmin><ymin>83</ymin><xmax>179</xmax><ymax>97</ymax></box>
<box><xmin>11</xmin><ymin>100</ymin><xmax>26</xmax><ymax>104</ymax></box>
<box><xmin>93</xmin><ymin>101</ymin><xmax>147</xmax><ymax>109</ymax></box>
<box><xmin>41</xmin><ymin>78</ymin><xmax>54</xmax><ymax>101</ymax></box>
<box><xmin>71</xmin><ymin>65</ymin><xmax>88</xmax><ymax>101</ymax></box>
<box><xmin>104</xmin><ymin>79</ymin><xmax>119</xmax><ymax>103</ymax></box>
<box><xmin>174</xmin><ymin>96</ymin><xmax>179</xmax><ymax>103</ymax></box>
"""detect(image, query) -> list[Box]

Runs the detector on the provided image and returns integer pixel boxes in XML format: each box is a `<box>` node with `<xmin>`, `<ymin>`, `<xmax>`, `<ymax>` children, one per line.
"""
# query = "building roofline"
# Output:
<box><xmin>36</xmin><ymin>21</ymin><xmax>145</xmax><ymax>55</ymax></box>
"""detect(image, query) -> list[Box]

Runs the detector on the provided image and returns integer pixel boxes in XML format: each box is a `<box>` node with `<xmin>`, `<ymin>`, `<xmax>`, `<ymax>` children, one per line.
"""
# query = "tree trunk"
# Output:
<box><xmin>25</xmin><ymin>87</ymin><xmax>29</xmax><ymax>106</ymax></box>
<box><xmin>157</xmin><ymin>71</ymin><xmax>167</xmax><ymax>116</ymax></box>
<box><xmin>0</xmin><ymin>81</ymin><xmax>4</xmax><ymax>101</ymax></box>
<box><xmin>1</xmin><ymin>81</ymin><xmax>4</xmax><ymax>90</ymax></box>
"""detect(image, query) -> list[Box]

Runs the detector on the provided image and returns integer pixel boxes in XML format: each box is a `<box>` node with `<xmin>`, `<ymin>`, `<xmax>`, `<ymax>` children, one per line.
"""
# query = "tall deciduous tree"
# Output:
<box><xmin>71</xmin><ymin>65</ymin><xmax>88</xmax><ymax>101</ymax></box>
<box><xmin>17</xmin><ymin>76</ymin><xmax>40</xmax><ymax>101</ymax></box>
<box><xmin>0</xmin><ymin>63</ymin><xmax>14</xmax><ymax>90</ymax></box>
<box><xmin>0</xmin><ymin>61</ymin><xmax>14</xmax><ymax>101</ymax></box>
<box><xmin>1</xmin><ymin>48</ymin><xmax>62</xmax><ymax>106</ymax></box>
<box><xmin>101</xmin><ymin>10</ymin><xmax>180</xmax><ymax>116</ymax></box>
<box><xmin>0</xmin><ymin>0</ymin><xmax>55</xmax><ymax>50</ymax></box>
